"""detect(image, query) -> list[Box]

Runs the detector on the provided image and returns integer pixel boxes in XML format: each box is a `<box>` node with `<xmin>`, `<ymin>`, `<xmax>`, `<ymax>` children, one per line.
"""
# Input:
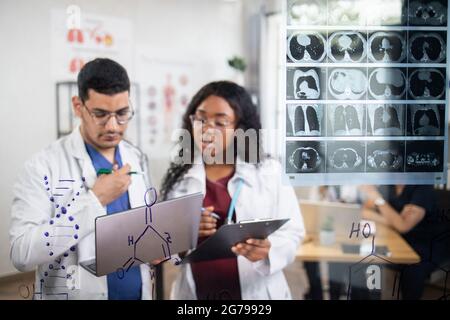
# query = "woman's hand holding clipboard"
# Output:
<box><xmin>198</xmin><ymin>206</ymin><xmax>272</xmax><ymax>262</ymax></box>
<box><xmin>182</xmin><ymin>218</ymin><xmax>290</xmax><ymax>264</ymax></box>
<box><xmin>231</xmin><ymin>238</ymin><xmax>271</xmax><ymax>262</ymax></box>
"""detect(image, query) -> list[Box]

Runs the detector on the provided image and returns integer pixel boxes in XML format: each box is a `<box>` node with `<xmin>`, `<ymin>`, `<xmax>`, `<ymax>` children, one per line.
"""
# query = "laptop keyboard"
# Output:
<box><xmin>87</xmin><ymin>263</ymin><xmax>96</xmax><ymax>272</ymax></box>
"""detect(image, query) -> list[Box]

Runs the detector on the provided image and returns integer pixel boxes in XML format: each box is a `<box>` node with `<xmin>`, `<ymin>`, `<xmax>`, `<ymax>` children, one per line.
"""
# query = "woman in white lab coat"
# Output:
<box><xmin>161</xmin><ymin>81</ymin><xmax>305</xmax><ymax>300</ymax></box>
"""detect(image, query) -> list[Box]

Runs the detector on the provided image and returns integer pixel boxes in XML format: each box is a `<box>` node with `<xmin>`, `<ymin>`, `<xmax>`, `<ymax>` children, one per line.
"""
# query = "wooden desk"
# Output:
<box><xmin>296</xmin><ymin>222</ymin><xmax>420</xmax><ymax>264</ymax></box>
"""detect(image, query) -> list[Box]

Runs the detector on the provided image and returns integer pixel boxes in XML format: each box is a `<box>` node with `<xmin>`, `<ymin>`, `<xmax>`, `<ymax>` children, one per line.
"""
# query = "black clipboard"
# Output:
<box><xmin>182</xmin><ymin>218</ymin><xmax>289</xmax><ymax>264</ymax></box>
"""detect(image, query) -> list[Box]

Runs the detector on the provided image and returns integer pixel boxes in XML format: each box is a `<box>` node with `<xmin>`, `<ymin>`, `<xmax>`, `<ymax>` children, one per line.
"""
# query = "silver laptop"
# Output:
<box><xmin>299</xmin><ymin>200</ymin><xmax>362</xmax><ymax>237</ymax></box>
<box><xmin>80</xmin><ymin>192</ymin><xmax>203</xmax><ymax>277</ymax></box>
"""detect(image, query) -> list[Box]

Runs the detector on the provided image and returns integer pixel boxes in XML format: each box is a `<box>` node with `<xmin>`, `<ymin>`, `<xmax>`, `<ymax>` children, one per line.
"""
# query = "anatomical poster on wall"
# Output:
<box><xmin>283</xmin><ymin>0</ymin><xmax>449</xmax><ymax>185</ymax></box>
<box><xmin>50</xmin><ymin>9</ymin><xmax>133</xmax><ymax>81</ymax></box>
<box><xmin>135</xmin><ymin>46</ymin><xmax>204</xmax><ymax>159</ymax></box>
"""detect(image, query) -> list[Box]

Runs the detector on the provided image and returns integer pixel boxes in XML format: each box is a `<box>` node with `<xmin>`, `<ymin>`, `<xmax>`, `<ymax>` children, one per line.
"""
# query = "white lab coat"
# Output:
<box><xmin>169</xmin><ymin>157</ymin><xmax>305</xmax><ymax>300</ymax></box>
<box><xmin>9</xmin><ymin>126</ymin><xmax>154</xmax><ymax>300</ymax></box>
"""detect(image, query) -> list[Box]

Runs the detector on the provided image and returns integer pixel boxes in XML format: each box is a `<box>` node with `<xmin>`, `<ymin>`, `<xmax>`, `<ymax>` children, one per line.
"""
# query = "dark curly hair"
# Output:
<box><xmin>160</xmin><ymin>81</ymin><xmax>264</xmax><ymax>200</ymax></box>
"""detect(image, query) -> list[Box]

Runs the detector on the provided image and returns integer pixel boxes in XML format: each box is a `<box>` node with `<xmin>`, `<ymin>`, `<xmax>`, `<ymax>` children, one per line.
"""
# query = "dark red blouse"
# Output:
<box><xmin>190</xmin><ymin>173</ymin><xmax>242</xmax><ymax>300</ymax></box>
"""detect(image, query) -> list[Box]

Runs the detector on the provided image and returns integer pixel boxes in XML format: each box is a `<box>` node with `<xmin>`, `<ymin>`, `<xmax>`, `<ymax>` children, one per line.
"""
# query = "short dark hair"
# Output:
<box><xmin>77</xmin><ymin>58</ymin><xmax>130</xmax><ymax>102</ymax></box>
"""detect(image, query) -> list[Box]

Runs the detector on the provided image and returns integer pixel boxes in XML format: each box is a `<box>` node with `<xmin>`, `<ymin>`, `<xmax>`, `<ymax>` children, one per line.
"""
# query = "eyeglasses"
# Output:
<box><xmin>189</xmin><ymin>114</ymin><xmax>234</xmax><ymax>129</ymax></box>
<box><xmin>82</xmin><ymin>102</ymin><xmax>135</xmax><ymax>126</ymax></box>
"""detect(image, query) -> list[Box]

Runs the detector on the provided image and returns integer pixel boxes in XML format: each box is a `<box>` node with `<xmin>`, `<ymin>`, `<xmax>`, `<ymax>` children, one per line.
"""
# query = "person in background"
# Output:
<box><xmin>161</xmin><ymin>81</ymin><xmax>305</xmax><ymax>300</ymax></box>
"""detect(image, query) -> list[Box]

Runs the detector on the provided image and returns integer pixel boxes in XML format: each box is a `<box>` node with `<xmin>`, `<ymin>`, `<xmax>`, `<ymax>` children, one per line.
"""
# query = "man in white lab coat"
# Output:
<box><xmin>10</xmin><ymin>58</ymin><xmax>154</xmax><ymax>300</ymax></box>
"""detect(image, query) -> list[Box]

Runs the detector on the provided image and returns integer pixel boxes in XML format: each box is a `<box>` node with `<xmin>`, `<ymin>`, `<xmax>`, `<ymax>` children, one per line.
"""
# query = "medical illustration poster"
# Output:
<box><xmin>135</xmin><ymin>46</ymin><xmax>202</xmax><ymax>159</ymax></box>
<box><xmin>283</xmin><ymin>0</ymin><xmax>450</xmax><ymax>185</ymax></box>
<box><xmin>50</xmin><ymin>9</ymin><xmax>133</xmax><ymax>81</ymax></box>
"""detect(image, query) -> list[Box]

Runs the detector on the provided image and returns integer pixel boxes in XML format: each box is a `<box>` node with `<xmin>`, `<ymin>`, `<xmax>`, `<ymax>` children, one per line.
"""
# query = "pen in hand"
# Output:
<box><xmin>97</xmin><ymin>168</ymin><xmax>144</xmax><ymax>176</ymax></box>
<box><xmin>199</xmin><ymin>206</ymin><xmax>218</xmax><ymax>237</ymax></box>
<box><xmin>201</xmin><ymin>207</ymin><xmax>221</xmax><ymax>220</ymax></box>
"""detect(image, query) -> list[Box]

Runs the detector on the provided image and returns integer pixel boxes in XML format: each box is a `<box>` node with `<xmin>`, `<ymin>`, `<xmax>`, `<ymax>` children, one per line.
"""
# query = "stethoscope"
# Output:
<box><xmin>129</xmin><ymin>142</ymin><xmax>152</xmax><ymax>189</ymax></box>
<box><xmin>224</xmin><ymin>178</ymin><xmax>244</xmax><ymax>225</ymax></box>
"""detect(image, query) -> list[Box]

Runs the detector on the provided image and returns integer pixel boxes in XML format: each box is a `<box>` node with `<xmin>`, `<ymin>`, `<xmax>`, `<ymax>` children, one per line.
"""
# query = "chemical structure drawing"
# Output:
<box><xmin>116</xmin><ymin>188</ymin><xmax>180</xmax><ymax>284</ymax></box>
<box><xmin>29</xmin><ymin>279</ymin><xmax>69</xmax><ymax>300</ymax></box>
<box><xmin>37</xmin><ymin>175</ymin><xmax>86</xmax><ymax>299</ymax></box>
<box><xmin>346</xmin><ymin>221</ymin><xmax>403</xmax><ymax>300</ymax></box>
<box><xmin>414</xmin><ymin>229</ymin><xmax>450</xmax><ymax>300</ymax></box>
<box><xmin>346</xmin><ymin>221</ymin><xmax>450</xmax><ymax>300</ymax></box>
<box><xmin>18</xmin><ymin>279</ymin><xmax>70</xmax><ymax>300</ymax></box>
<box><xmin>346</xmin><ymin>235</ymin><xmax>401</xmax><ymax>300</ymax></box>
<box><xmin>392</xmin><ymin>228</ymin><xmax>450</xmax><ymax>300</ymax></box>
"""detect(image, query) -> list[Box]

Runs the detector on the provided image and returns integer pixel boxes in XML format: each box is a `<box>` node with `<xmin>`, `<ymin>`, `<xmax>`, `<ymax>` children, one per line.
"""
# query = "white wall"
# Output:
<box><xmin>0</xmin><ymin>0</ymin><xmax>244</xmax><ymax>276</ymax></box>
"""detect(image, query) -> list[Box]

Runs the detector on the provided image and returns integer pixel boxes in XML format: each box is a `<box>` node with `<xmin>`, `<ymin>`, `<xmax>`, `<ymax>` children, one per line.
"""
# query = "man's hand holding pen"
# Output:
<box><xmin>92</xmin><ymin>164</ymin><xmax>132</xmax><ymax>206</ymax></box>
